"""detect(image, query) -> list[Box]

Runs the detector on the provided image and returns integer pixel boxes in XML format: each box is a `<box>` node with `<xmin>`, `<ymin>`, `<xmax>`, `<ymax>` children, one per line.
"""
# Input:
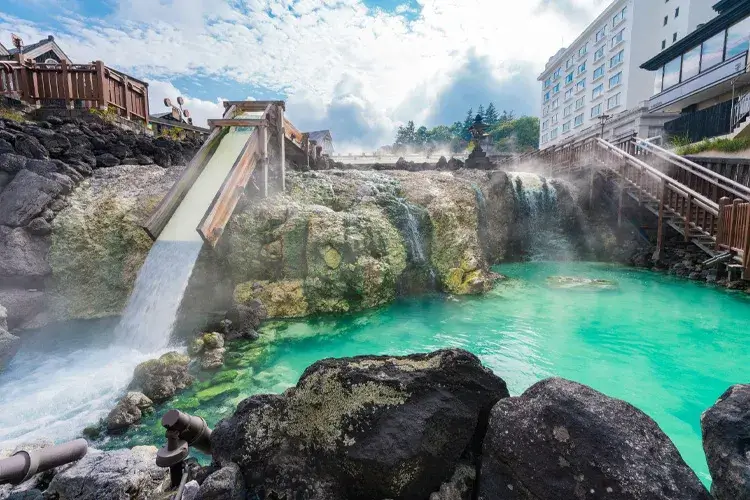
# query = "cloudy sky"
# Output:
<box><xmin>1</xmin><ymin>0</ymin><xmax>609</xmax><ymax>150</ymax></box>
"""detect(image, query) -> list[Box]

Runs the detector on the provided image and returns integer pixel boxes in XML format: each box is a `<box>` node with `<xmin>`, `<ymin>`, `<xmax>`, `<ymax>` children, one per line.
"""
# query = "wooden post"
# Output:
<box><xmin>743</xmin><ymin>204</ymin><xmax>750</xmax><ymax>275</ymax></box>
<box><xmin>261</xmin><ymin>125</ymin><xmax>268</xmax><ymax>198</ymax></box>
<box><xmin>94</xmin><ymin>60</ymin><xmax>108</xmax><ymax>110</ymax></box>
<box><xmin>17</xmin><ymin>63</ymin><xmax>30</xmax><ymax>103</ymax></box>
<box><xmin>278</xmin><ymin>104</ymin><xmax>286</xmax><ymax>192</ymax></box>
<box><xmin>684</xmin><ymin>194</ymin><xmax>692</xmax><ymax>242</ymax></box>
<box><xmin>60</xmin><ymin>59</ymin><xmax>72</xmax><ymax>110</ymax></box>
<box><xmin>727</xmin><ymin>199</ymin><xmax>742</xmax><ymax>251</ymax></box>
<box><xmin>716</xmin><ymin>196</ymin><xmax>731</xmax><ymax>250</ymax></box>
<box><xmin>122</xmin><ymin>75</ymin><xmax>131</xmax><ymax>120</ymax></box>
<box><xmin>652</xmin><ymin>180</ymin><xmax>667</xmax><ymax>262</ymax></box>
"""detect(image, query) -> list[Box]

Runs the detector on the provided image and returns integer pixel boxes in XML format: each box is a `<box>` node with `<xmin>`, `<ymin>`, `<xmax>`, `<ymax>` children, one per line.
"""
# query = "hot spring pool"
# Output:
<box><xmin>2</xmin><ymin>262</ymin><xmax>748</xmax><ymax>484</ymax></box>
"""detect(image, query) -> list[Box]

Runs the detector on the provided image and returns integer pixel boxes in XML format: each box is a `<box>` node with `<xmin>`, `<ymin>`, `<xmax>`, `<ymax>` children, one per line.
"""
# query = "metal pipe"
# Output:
<box><xmin>0</xmin><ymin>439</ymin><xmax>87</xmax><ymax>485</ymax></box>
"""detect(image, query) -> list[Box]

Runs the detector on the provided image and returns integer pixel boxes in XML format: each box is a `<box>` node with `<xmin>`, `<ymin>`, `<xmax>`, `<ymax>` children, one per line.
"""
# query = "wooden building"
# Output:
<box><xmin>306</xmin><ymin>130</ymin><xmax>335</xmax><ymax>155</ymax></box>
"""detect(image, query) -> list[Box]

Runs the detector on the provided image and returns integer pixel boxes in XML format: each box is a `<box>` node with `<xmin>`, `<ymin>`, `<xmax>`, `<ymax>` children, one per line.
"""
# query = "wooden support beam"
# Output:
<box><xmin>208</xmin><ymin>119</ymin><xmax>268</xmax><ymax>128</ymax></box>
<box><xmin>684</xmin><ymin>194</ymin><xmax>692</xmax><ymax>242</ymax></box>
<box><xmin>727</xmin><ymin>198</ymin><xmax>741</xmax><ymax>252</ymax></box>
<box><xmin>652</xmin><ymin>180</ymin><xmax>667</xmax><ymax>262</ymax></box>
<box><xmin>60</xmin><ymin>60</ymin><xmax>72</xmax><ymax>110</ymax></box>
<box><xmin>716</xmin><ymin>196</ymin><xmax>730</xmax><ymax>250</ymax></box>
<box><xmin>94</xmin><ymin>60</ymin><xmax>107</xmax><ymax>109</ymax></box>
<box><xmin>222</xmin><ymin>100</ymin><xmax>285</xmax><ymax>112</ymax></box>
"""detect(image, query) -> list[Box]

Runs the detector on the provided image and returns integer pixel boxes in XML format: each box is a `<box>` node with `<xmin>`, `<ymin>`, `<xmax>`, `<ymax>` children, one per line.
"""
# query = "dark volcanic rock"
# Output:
<box><xmin>226</xmin><ymin>300</ymin><xmax>267</xmax><ymax>340</ymax></box>
<box><xmin>109</xmin><ymin>142</ymin><xmax>132</xmax><ymax>160</ymax></box>
<box><xmin>196</xmin><ymin>463</ymin><xmax>245</xmax><ymax>500</ymax></box>
<box><xmin>702</xmin><ymin>384</ymin><xmax>750</xmax><ymax>500</ymax></box>
<box><xmin>40</xmin><ymin>133</ymin><xmax>71</xmax><ymax>155</ymax></box>
<box><xmin>129</xmin><ymin>352</ymin><xmax>194</xmax><ymax>402</ymax></box>
<box><xmin>24</xmin><ymin>158</ymin><xmax>59</xmax><ymax>178</ymax></box>
<box><xmin>26</xmin><ymin>217</ymin><xmax>52</xmax><ymax>236</ymax></box>
<box><xmin>95</xmin><ymin>153</ymin><xmax>120</xmax><ymax>169</ymax></box>
<box><xmin>0</xmin><ymin>138</ymin><xmax>14</xmax><ymax>155</ymax></box>
<box><xmin>211</xmin><ymin>349</ymin><xmax>508</xmax><ymax>500</ymax></box>
<box><xmin>479</xmin><ymin>378</ymin><xmax>711</xmax><ymax>500</ymax></box>
<box><xmin>0</xmin><ymin>169</ymin><xmax>62</xmax><ymax>226</ymax></box>
<box><xmin>0</xmin><ymin>226</ymin><xmax>51</xmax><ymax>282</ymax></box>
<box><xmin>14</xmin><ymin>135</ymin><xmax>48</xmax><ymax>159</ymax></box>
<box><xmin>0</xmin><ymin>153</ymin><xmax>28</xmax><ymax>175</ymax></box>
<box><xmin>135</xmin><ymin>154</ymin><xmax>153</xmax><ymax>165</ymax></box>
<box><xmin>106</xmin><ymin>391</ymin><xmax>154</xmax><ymax>432</ymax></box>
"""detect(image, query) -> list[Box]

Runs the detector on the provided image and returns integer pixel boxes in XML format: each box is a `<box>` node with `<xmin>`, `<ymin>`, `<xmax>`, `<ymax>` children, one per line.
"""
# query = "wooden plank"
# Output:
<box><xmin>223</xmin><ymin>100</ymin><xmax>284</xmax><ymax>112</ymax></box>
<box><xmin>142</xmin><ymin>104</ymin><xmax>238</xmax><ymax>239</ymax></box>
<box><xmin>95</xmin><ymin>61</ymin><xmax>107</xmax><ymax>108</ymax></box>
<box><xmin>198</xmin><ymin>132</ymin><xmax>260</xmax><ymax>247</ymax></box>
<box><xmin>208</xmin><ymin>119</ymin><xmax>268</xmax><ymax>128</ymax></box>
<box><xmin>60</xmin><ymin>60</ymin><xmax>71</xmax><ymax>108</ymax></box>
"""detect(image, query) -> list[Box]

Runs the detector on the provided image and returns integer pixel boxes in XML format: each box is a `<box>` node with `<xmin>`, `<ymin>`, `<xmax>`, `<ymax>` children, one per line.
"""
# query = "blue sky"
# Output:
<box><xmin>1</xmin><ymin>0</ymin><xmax>607</xmax><ymax>150</ymax></box>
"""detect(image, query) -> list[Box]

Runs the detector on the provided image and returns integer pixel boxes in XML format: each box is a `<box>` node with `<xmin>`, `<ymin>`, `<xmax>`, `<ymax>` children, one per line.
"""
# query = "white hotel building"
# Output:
<box><xmin>538</xmin><ymin>0</ymin><xmax>717</xmax><ymax>148</ymax></box>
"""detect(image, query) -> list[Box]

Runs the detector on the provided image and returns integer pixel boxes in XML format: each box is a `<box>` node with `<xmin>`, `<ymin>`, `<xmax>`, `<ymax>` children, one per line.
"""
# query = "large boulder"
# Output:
<box><xmin>0</xmin><ymin>226</ymin><xmax>51</xmax><ymax>285</ymax></box>
<box><xmin>40</xmin><ymin>133</ymin><xmax>71</xmax><ymax>155</ymax></box>
<box><xmin>702</xmin><ymin>384</ymin><xmax>750</xmax><ymax>500</ymax></box>
<box><xmin>0</xmin><ymin>153</ymin><xmax>27</xmax><ymax>174</ymax></box>
<box><xmin>0</xmin><ymin>289</ymin><xmax>46</xmax><ymax>331</ymax></box>
<box><xmin>211</xmin><ymin>349</ymin><xmax>509</xmax><ymax>499</ymax></box>
<box><xmin>130</xmin><ymin>352</ymin><xmax>194</xmax><ymax>402</ymax></box>
<box><xmin>0</xmin><ymin>329</ymin><xmax>20</xmax><ymax>371</ymax></box>
<box><xmin>106</xmin><ymin>391</ymin><xmax>154</xmax><ymax>432</ymax></box>
<box><xmin>0</xmin><ymin>169</ymin><xmax>61</xmax><ymax>226</ymax></box>
<box><xmin>196</xmin><ymin>463</ymin><xmax>245</xmax><ymax>500</ymax></box>
<box><xmin>46</xmin><ymin>446</ymin><xmax>167</xmax><ymax>500</ymax></box>
<box><xmin>478</xmin><ymin>378</ymin><xmax>711</xmax><ymax>500</ymax></box>
<box><xmin>13</xmin><ymin>135</ymin><xmax>48</xmax><ymax>160</ymax></box>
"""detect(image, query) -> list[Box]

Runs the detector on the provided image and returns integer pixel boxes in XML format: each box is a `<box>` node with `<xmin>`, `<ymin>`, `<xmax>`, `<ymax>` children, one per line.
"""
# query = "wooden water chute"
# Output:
<box><xmin>143</xmin><ymin>100</ymin><xmax>295</xmax><ymax>246</ymax></box>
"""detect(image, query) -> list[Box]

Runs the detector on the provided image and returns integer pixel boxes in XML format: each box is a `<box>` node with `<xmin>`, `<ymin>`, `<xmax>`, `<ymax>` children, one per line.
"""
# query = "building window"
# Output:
<box><xmin>609</xmin><ymin>71</ymin><xmax>622</xmax><ymax>88</ymax></box>
<box><xmin>575</xmin><ymin>97</ymin><xmax>585</xmax><ymax>110</ymax></box>
<box><xmin>563</xmin><ymin>121</ymin><xmax>571</xmax><ymax>133</ymax></box>
<box><xmin>726</xmin><ymin>17</ymin><xmax>750</xmax><ymax>59</ymax></box>
<box><xmin>611</xmin><ymin>29</ymin><xmax>624</xmax><ymax>48</ymax></box>
<box><xmin>682</xmin><ymin>45</ymin><xmax>701</xmax><ymax>81</ymax></box>
<box><xmin>613</xmin><ymin>6</ymin><xmax>626</xmax><ymax>26</ymax></box>
<box><xmin>700</xmin><ymin>31</ymin><xmax>725</xmax><ymax>71</ymax></box>
<box><xmin>578</xmin><ymin>61</ymin><xmax>587</xmax><ymax>74</ymax></box>
<box><xmin>594</xmin><ymin>46</ymin><xmax>605</xmax><ymax>61</ymax></box>
<box><xmin>564</xmin><ymin>104</ymin><xmax>572</xmax><ymax>117</ymax></box>
<box><xmin>544</xmin><ymin>91</ymin><xmax>550</xmax><ymax>102</ymax></box>
<box><xmin>550</xmin><ymin>128</ymin><xmax>558</xmax><ymax>139</ymax></box>
<box><xmin>663</xmin><ymin>16</ymin><xmax>668</xmax><ymax>26</ymax></box>
<box><xmin>675</xmin><ymin>7</ymin><xmax>679</xmax><ymax>17</ymax></box>
<box><xmin>596</xmin><ymin>27</ymin><xmax>606</xmax><ymax>43</ymax></box>
<box><xmin>662</xmin><ymin>56</ymin><xmax>681</xmax><ymax>89</ymax></box>
<box><xmin>553</xmin><ymin>83</ymin><xmax>560</xmax><ymax>93</ymax></box>
<box><xmin>592</xmin><ymin>83</ymin><xmax>604</xmax><ymax>99</ymax></box>
<box><xmin>673</xmin><ymin>32</ymin><xmax>678</xmax><ymax>43</ymax></box>
<box><xmin>565</xmin><ymin>72</ymin><xmax>574</xmax><ymax>84</ymax></box>
<box><xmin>607</xmin><ymin>93</ymin><xmax>621</xmax><ymax>109</ymax></box>
<box><xmin>574</xmin><ymin>113</ymin><xmax>584</xmax><ymax>126</ymax></box>
<box><xmin>579</xmin><ymin>44</ymin><xmax>588</xmax><ymax>58</ymax></box>
<box><xmin>553</xmin><ymin>68</ymin><xmax>561</xmax><ymax>79</ymax></box>
<box><xmin>576</xmin><ymin>79</ymin><xmax>586</xmax><ymax>92</ymax></box>
<box><xmin>542</xmin><ymin>133</ymin><xmax>549</xmax><ymax>143</ymax></box>
<box><xmin>542</xmin><ymin>120</ymin><xmax>549</xmax><ymax>131</ymax></box>
<box><xmin>566</xmin><ymin>57</ymin><xmax>574</xmax><ymax>69</ymax></box>
<box><xmin>544</xmin><ymin>77</ymin><xmax>551</xmax><ymax>88</ymax></box>
<box><xmin>591</xmin><ymin>103</ymin><xmax>602</xmax><ymax>118</ymax></box>
<box><xmin>593</xmin><ymin>65</ymin><xmax>605</xmax><ymax>79</ymax></box>
<box><xmin>653</xmin><ymin>67</ymin><xmax>664</xmax><ymax>95</ymax></box>
<box><xmin>662</xmin><ymin>40</ymin><xmax>666</xmax><ymax>50</ymax></box>
<box><xmin>552</xmin><ymin>98</ymin><xmax>559</xmax><ymax>109</ymax></box>
<box><xmin>565</xmin><ymin>88</ymin><xmax>574</xmax><ymax>100</ymax></box>
<box><xmin>610</xmin><ymin>50</ymin><xmax>624</xmax><ymax>68</ymax></box>
<box><xmin>551</xmin><ymin>113</ymin><xmax>559</xmax><ymax>124</ymax></box>
<box><xmin>543</xmin><ymin>106</ymin><xmax>549</xmax><ymax>117</ymax></box>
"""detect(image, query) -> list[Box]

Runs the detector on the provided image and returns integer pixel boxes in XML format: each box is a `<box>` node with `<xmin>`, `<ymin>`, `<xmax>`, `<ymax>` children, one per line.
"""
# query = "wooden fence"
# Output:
<box><xmin>717</xmin><ymin>199</ymin><xmax>750</xmax><ymax>269</ymax></box>
<box><xmin>686</xmin><ymin>156</ymin><xmax>750</xmax><ymax>189</ymax></box>
<box><xmin>0</xmin><ymin>60</ymin><xmax>149</xmax><ymax>123</ymax></box>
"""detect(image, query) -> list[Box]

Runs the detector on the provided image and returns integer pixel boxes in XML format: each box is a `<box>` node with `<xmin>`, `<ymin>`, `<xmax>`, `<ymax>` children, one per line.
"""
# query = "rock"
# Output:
<box><xmin>135</xmin><ymin>154</ymin><xmax>153</xmax><ymax>165</ymax></box>
<box><xmin>106</xmin><ymin>391</ymin><xmax>154</xmax><ymax>432</ymax></box>
<box><xmin>95</xmin><ymin>153</ymin><xmax>120</xmax><ymax>168</ymax></box>
<box><xmin>234</xmin><ymin>280</ymin><xmax>309</xmax><ymax>318</ymax></box>
<box><xmin>0</xmin><ymin>304</ymin><xmax>6</xmax><ymax>331</ymax></box>
<box><xmin>130</xmin><ymin>352</ymin><xmax>194</xmax><ymax>402</ymax></box>
<box><xmin>0</xmin><ymin>171</ymin><xmax>10</xmax><ymax>191</ymax></box>
<box><xmin>0</xmin><ymin>154</ymin><xmax>27</xmax><ymax>175</ymax></box>
<box><xmin>192</xmin><ymin>333</ymin><xmax>226</xmax><ymax>370</ymax></box>
<box><xmin>48</xmin><ymin>172</ymin><xmax>74</xmax><ymax>194</ymax></box>
<box><xmin>0</xmin><ymin>138</ymin><xmax>14</xmax><ymax>155</ymax></box>
<box><xmin>40</xmin><ymin>133</ymin><xmax>71</xmax><ymax>155</ymax></box>
<box><xmin>429</xmin><ymin>462</ymin><xmax>475</xmax><ymax>500</ymax></box>
<box><xmin>0</xmin><ymin>329</ymin><xmax>21</xmax><ymax>371</ymax></box>
<box><xmin>182</xmin><ymin>480</ymin><xmax>200</xmax><ymax>500</ymax></box>
<box><xmin>0</xmin><ymin>289</ymin><xmax>46</xmax><ymax>330</ymax></box>
<box><xmin>200</xmin><ymin>347</ymin><xmax>226</xmax><ymax>370</ymax></box>
<box><xmin>196</xmin><ymin>462</ymin><xmax>245</xmax><ymax>500</ymax></box>
<box><xmin>702</xmin><ymin>384</ymin><xmax>750</xmax><ymax>500</ymax></box>
<box><xmin>23</xmin><ymin>158</ymin><xmax>59</xmax><ymax>178</ymax></box>
<box><xmin>0</xmin><ymin>226</ymin><xmax>51</xmax><ymax>283</ymax></box>
<box><xmin>211</xmin><ymin>349</ymin><xmax>508</xmax><ymax>499</ymax></box>
<box><xmin>0</xmin><ymin>169</ymin><xmax>61</xmax><ymax>226</ymax></box>
<box><xmin>46</xmin><ymin>446</ymin><xmax>167</xmax><ymax>500</ymax></box>
<box><xmin>24</xmin><ymin>217</ymin><xmax>52</xmax><ymax>236</ymax></box>
<box><xmin>436</xmin><ymin>156</ymin><xmax>448</xmax><ymax>170</ymax></box>
<box><xmin>226</xmin><ymin>300</ymin><xmax>267</xmax><ymax>339</ymax></box>
<box><xmin>478</xmin><ymin>378</ymin><xmax>711</xmax><ymax>500</ymax></box>
<box><xmin>14</xmin><ymin>135</ymin><xmax>48</xmax><ymax>160</ymax></box>
<box><xmin>41</xmin><ymin>209</ymin><xmax>54</xmax><ymax>221</ymax></box>
<box><xmin>0</xmin><ymin>438</ymin><xmax>57</xmax><ymax>499</ymax></box>
<box><xmin>109</xmin><ymin>143</ymin><xmax>132</xmax><ymax>160</ymax></box>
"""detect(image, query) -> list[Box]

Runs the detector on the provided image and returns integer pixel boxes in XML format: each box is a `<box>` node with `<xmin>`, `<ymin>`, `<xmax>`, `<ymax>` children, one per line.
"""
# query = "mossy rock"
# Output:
<box><xmin>545</xmin><ymin>276</ymin><xmax>619</xmax><ymax>291</ymax></box>
<box><xmin>196</xmin><ymin>383</ymin><xmax>241</xmax><ymax>403</ymax></box>
<box><xmin>234</xmin><ymin>280</ymin><xmax>309</xmax><ymax>318</ymax></box>
<box><xmin>211</xmin><ymin>369</ymin><xmax>240</xmax><ymax>385</ymax></box>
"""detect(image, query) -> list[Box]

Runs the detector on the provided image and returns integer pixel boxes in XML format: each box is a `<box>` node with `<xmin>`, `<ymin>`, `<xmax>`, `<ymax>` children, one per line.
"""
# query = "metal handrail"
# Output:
<box><xmin>732</xmin><ymin>90</ymin><xmax>750</xmax><ymax>131</ymax></box>
<box><xmin>634</xmin><ymin>137</ymin><xmax>750</xmax><ymax>201</ymax></box>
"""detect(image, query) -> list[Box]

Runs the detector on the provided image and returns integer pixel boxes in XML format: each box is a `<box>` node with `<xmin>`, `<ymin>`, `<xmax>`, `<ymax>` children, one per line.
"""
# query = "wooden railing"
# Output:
<box><xmin>0</xmin><ymin>60</ymin><xmax>149</xmax><ymax>123</ymax></box>
<box><xmin>717</xmin><ymin>199</ymin><xmax>750</xmax><ymax>266</ymax></box>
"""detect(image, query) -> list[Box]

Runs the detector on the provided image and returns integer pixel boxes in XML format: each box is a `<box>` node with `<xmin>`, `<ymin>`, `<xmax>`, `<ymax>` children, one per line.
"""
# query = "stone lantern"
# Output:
<box><xmin>466</xmin><ymin>114</ymin><xmax>491</xmax><ymax>169</ymax></box>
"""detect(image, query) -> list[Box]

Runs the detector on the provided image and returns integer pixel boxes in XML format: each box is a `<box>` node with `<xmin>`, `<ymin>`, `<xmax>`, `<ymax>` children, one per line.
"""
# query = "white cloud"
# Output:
<box><xmin>146</xmin><ymin>80</ymin><xmax>225</xmax><ymax>128</ymax></box>
<box><xmin>0</xmin><ymin>0</ymin><xmax>609</xmax><ymax>148</ymax></box>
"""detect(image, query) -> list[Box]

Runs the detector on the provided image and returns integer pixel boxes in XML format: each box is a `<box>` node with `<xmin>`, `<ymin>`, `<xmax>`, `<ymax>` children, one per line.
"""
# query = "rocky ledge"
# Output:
<box><xmin>4</xmin><ymin>348</ymin><xmax>749</xmax><ymax>500</ymax></box>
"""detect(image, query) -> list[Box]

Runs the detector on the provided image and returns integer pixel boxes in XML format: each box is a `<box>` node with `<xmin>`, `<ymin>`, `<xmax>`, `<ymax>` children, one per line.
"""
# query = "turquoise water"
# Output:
<box><xmin>103</xmin><ymin>262</ymin><xmax>749</xmax><ymax>484</ymax></box>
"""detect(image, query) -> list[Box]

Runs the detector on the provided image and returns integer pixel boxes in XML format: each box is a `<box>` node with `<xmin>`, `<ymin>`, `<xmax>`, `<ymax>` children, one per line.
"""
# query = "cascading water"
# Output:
<box><xmin>0</xmin><ymin>122</ymin><xmax>257</xmax><ymax>448</ymax></box>
<box><xmin>508</xmin><ymin>172</ymin><xmax>575</xmax><ymax>261</ymax></box>
<box><xmin>393</xmin><ymin>199</ymin><xmax>436</xmax><ymax>290</ymax></box>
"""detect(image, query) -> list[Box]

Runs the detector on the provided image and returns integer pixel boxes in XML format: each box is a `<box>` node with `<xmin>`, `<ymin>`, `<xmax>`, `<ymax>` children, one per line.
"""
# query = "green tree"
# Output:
<box><xmin>462</xmin><ymin>108</ymin><xmax>474</xmax><ymax>141</ymax></box>
<box><xmin>427</xmin><ymin>125</ymin><xmax>453</xmax><ymax>144</ymax></box>
<box><xmin>485</xmin><ymin>103</ymin><xmax>498</xmax><ymax>127</ymax></box>
<box><xmin>394</xmin><ymin>120</ymin><xmax>416</xmax><ymax>152</ymax></box>
<box><xmin>477</xmin><ymin>104</ymin><xmax>485</xmax><ymax>122</ymax></box>
<box><xmin>415</xmin><ymin>125</ymin><xmax>429</xmax><ymax>147</ymax></box>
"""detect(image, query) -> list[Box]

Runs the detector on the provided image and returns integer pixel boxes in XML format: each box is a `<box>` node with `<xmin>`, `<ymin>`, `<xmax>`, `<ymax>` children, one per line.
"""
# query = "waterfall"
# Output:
<box><xmin>392</xmin><ymin>199</ymin><xmax>436</xmax><ymax>291</ymax></box>
<box><xmin>507</xmin><ymin>172</ymin><xmax>574</xmax><ymax>261</ymax></box>
<box><xmin>398</xmin><ymin>199</ymin><xmax>427</xmax><ymax>264</ymax></box>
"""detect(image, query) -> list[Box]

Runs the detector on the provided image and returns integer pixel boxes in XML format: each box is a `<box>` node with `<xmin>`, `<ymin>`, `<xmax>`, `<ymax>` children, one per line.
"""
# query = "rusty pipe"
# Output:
<box><xmin>0</xmin><ymin>439</ymin><xmax>88</xmax><ymax>485</ymax></box>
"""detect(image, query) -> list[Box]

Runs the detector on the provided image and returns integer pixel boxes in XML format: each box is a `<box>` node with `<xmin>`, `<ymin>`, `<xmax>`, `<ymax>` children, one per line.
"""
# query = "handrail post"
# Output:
<box><xmin>716</xmin><ymin>196</ymin><xmax>731</xmax><ymax>250</ymax></box>
<box><xmin>684</xmin><ymin>194</ymin><xmax>692</xmax><ymax>242</ymax></box>
<box><xmin>94</xmin><ymin>60</ymin><xmax>107</xmax><ymax>110</ymax></box>
<box><xmin>653</xmin><ymin>180</ymin><xmax>667</xmax><ymax>262</ymax></box>
<box><xmin>60</xmin><ymin>59</ymin><xmax>72</xmax><ymax>110</ymax></box>
<box><xmin>122</xmin><ymin>75</ymin><xmax>131</xmax><ymax>120</ymax></box>
<box><xmin>727</xmin><ymin>199</ymin><xmax>741</xmax><ymax>251</ymax></box>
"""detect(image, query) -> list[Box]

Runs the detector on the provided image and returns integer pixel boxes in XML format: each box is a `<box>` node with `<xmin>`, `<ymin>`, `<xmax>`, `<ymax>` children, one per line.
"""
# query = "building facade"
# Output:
<box><xmin>538</xmin><ymin>0</ymin><xmax>716</xmax><ymax>148</ymax></box>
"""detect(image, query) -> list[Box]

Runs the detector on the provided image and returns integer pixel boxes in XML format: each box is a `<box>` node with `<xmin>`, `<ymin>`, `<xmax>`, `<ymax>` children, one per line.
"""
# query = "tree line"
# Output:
<box><xmin>388</xmin><ymin>103</ymin><xmax>539</xmax><ymax>155</ymax></box>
